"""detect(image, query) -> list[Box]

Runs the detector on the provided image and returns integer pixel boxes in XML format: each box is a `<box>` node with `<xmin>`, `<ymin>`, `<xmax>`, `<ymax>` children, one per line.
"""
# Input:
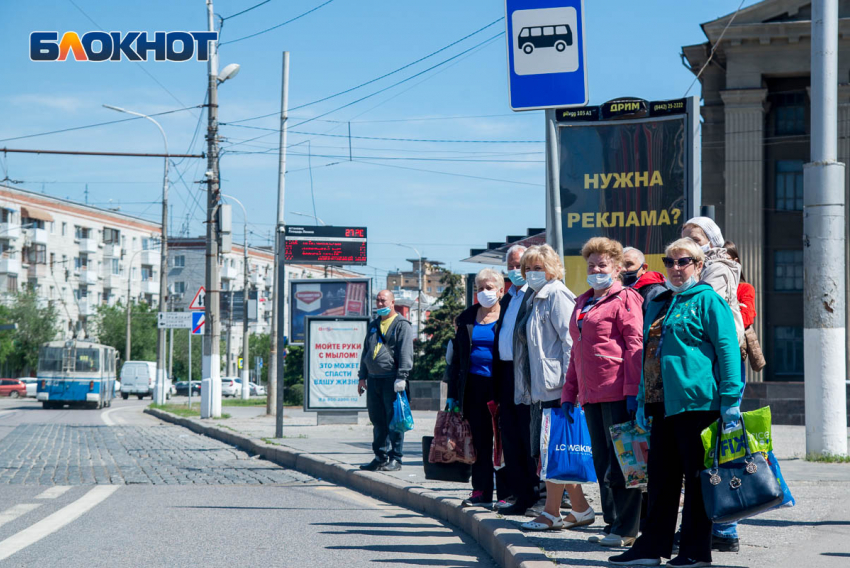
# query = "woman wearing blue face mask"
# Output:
<box><xmin>610</xmin><ymin>238</ymin><xmax>741</xmax><ymax>568</ymax></box>
<box><xmin>561</xmin><ymin>237</ymin><xmax>644</xmax><ymax>547</ymax></box>
<box><xmin>516</xmin><ymin>244</ymin><xmax>593</xmax><ymax>532</ymax></box>
<box><xmin>448</xmin><ymin>268</ymin><xmax>505</xmax><ymax>507</ymax></box>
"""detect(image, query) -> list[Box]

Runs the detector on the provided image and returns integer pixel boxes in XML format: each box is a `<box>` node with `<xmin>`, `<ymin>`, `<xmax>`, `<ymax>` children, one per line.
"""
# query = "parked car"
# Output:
<box><xmin>251</xmin><ymin>382</ymin><xmax>266</xmax><ymax>396</ymax></box>
<box><xmin>175</xmin><ymin>381</ymin><xmax>202</xmax><ymax>396</ymax></box>
<box><xmin>0</xmin><ymin>379</ymin><xmax>27</xmax><ymax>398</ymax></box>
<box><xmin>20</xmin><ymin>378</ymin><xmax>38</xmax><ymax>398</ymax></box>
<box><xmin>220</xmin><ymin>377</ymin><xmax>239</xmax><ymax>397</ymax></box>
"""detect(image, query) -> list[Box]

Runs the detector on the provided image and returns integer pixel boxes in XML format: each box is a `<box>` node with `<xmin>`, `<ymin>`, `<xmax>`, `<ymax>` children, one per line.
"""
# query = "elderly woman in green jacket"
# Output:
<box><xmin>609</xmin><ymin>238</ymin><xmax>741</xmax><ymax>568</ymax></box>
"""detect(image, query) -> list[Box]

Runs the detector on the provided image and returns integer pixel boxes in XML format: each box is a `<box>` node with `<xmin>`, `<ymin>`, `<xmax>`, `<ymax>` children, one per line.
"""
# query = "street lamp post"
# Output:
<box><xmin>104</xmin><ymin>104</ymin><xmax>169</xmax><ymax>405</ymax></box>
<box><xmin>395</xmin><ymin>244</ymin><xmax>422</xmax><ymax>341</ymax></box>
<box><xmin>223</xmin><ymin>194</ymin><xmax>251</xmax><ymax>401</ymax></box>
<box><xmin>123</xmin><ymin>247</ymin><xmax>155</xmax><ymax>364</ymax></box>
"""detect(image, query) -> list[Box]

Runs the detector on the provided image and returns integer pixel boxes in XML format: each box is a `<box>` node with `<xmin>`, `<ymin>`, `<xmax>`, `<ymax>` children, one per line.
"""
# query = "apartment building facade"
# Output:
<box><xmin>386</xmin><ymin>258</ymin><xmax>466</xmax><ymax>298</ymax></box>
<box><xmin>0</xmin><ymin>184</ymin><xmax>163</xmax><ymax>339</ymax></box>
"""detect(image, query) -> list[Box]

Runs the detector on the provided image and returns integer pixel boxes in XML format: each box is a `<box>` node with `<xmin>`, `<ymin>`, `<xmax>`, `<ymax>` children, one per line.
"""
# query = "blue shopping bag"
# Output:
<box><xmin>539</xmin><ymin>406</ymin><xmax>597</xmax><ymax>483</ymax></box>
<box><xmin>766</xmin><ymin>450</ymin><xmax>795</xmax><ymax>509</ymax></box>
<box><xmin>389</xmin><ymin>392</ymin><xmax>415</xmax><ymax>433</ymax></box>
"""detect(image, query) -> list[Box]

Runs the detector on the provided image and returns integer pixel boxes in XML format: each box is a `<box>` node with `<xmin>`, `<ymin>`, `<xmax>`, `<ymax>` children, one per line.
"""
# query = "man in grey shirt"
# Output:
<box><xmin>357</xmin><ymin>290</ymin><xmax>414</xmax><ymax>472</ymax></box>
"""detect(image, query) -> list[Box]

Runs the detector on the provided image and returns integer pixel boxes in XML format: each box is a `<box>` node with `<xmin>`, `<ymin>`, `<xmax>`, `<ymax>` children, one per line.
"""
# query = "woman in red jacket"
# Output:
<box><xmin>561</xmin><ymin>237</ymin><xmax>644</xmax><ymax>548</ymax></box>
<box><xmin>724</xmin><ymin>241</ymin><xmax>755</xmax><ymax>327</ymax></box>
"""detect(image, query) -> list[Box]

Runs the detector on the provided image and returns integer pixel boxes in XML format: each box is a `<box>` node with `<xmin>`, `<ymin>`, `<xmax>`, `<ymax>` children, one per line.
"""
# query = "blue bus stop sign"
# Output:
<box><xmin>505</xmin><ymin>0</ymin><xmax>588</xmax><ymax>110</ymax></box>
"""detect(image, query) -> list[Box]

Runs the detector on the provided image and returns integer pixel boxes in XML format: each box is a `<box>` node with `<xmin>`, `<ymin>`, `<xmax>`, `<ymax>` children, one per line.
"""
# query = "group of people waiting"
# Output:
<box><xmin>444</xmin><ymin>216</ymin><xmax>754</xmax><ymax>568</ymax></box>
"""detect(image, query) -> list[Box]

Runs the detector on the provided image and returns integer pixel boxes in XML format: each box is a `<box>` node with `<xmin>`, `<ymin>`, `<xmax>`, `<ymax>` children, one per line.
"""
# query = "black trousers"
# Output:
<box><xmin>630</xmin><ymin>410</ymin><xmax>719</xmax><ymax>562</ymax></box>
<box><xmin>497</xmin><ymin>361</ymin><xmax>538</xmax><ymax>506</ymax></box>
<box><xmin>366</xmin><ymin>376</ymin><xmax>403</xmax><ymax>463</ymax></box>
<box><xmin>583</xmin><ymin>401</ymin><xmax>643</xmax><ymax>538</ymax></box>
<box><xmin>465</xmin><ymin>373</ymin><xmax>495</xmax><ymax>500</ymax></box>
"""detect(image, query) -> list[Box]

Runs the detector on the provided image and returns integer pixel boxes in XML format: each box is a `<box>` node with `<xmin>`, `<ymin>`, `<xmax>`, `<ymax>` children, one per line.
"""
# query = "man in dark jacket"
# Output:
<box><xmin>623</xmin><ymin>247</ymin><xmax>666</xmax><ymax>309</ymax></box>
<box><xmin>358</xmin><ymin>290</ymin><xmax>414</xmax><ymax>472</ymax></box>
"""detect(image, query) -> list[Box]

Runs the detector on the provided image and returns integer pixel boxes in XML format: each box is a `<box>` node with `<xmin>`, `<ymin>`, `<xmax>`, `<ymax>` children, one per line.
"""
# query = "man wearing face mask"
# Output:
<box><xmin>622</xmin><ymin>247</ymin><xmax>666</xmax><ymax>308</ymax></box>
<box><xmin>358</xmin><ymin>290</ymin><xmax>414</xmax><ymax>472</ymax></box>
<box><xmin>490</xmin><ymin>245</ymin><xmax>538</xmax><ymax>515</ymax></box>
<box><xmin>448</xmin><ymin>268</ymin><xmax>505</xmax><ymax>507</ymax></box>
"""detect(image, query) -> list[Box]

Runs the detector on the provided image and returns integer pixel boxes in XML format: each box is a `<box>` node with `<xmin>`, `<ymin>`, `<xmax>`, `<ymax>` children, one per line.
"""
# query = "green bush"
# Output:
<box><xmin>284</xmin><ymin>382</ymin><xmax>304</xmax><ymax>406</ymax></box>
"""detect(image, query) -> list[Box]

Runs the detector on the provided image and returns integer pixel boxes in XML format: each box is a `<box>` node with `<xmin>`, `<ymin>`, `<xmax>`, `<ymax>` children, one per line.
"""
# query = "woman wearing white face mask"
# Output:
<box><xmin>561</xmin><ymin>237</ymin><xmax>644</xmax><ymax>547</ymax></box>
<box><xmin>516</xmin><ymin>244</ymin><xmax>594</xmax><ymax>532</ymax></box>
<box><xmin>448</xmin><ymin>268</ymin><xmax>505</xmax><ymax>507</ymax></box>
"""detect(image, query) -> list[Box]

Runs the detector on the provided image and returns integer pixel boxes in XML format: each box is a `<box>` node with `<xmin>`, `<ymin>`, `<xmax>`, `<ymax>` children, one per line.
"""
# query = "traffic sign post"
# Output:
<box><xmin>191</xmin><ymin>312</ymin><xmax>205</xmax><ymax>335</ymax></box>
<box><xmin>504</xmin><ymin>0</ymin><xmax>588</xmax><ymax>110</ymax></box>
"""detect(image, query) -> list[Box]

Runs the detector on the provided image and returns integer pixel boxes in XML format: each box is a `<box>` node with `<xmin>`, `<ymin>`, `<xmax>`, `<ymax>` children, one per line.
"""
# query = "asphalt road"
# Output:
<box><xmin>0</xmin><ymin>398</ymin><xmax>495</xmax><ymax>567</ymax></box>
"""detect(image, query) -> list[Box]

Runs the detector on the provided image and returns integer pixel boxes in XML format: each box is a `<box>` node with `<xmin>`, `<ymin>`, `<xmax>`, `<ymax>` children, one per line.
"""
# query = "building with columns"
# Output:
<box><xmin>683</xmin><ymin>0</ymin><xmax>850</xmax><ymax>383</ymax></box>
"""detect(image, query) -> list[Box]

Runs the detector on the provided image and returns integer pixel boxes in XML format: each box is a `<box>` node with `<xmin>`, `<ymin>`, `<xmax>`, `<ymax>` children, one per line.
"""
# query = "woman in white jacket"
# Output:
<box><xmin>518</xmin><ymin>244</ymin><xmax>595</xmax><ymax>532</ymax></box>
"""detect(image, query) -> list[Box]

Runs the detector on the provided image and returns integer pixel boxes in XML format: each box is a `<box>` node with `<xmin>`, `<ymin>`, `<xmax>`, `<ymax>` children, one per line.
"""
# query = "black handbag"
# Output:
<box><xmin>422</xmin><ymin>436</ymin><xmax>472</xmax><ymax>483</ymax></box>
<box><xmin>700</xmin><ymin>418</ymin><xmax>783</xmax><ymax>523</ymax></box>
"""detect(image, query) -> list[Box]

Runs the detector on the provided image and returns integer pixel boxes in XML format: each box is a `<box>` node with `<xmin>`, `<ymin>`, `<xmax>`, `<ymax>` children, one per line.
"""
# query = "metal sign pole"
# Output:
<box><xmin>187</xmin><ymin>330</ymin><xmax>192</xmax><ymax>409</ymax></box>
<box><xmin>545</xmin><ymin>109</ymin><xmax>564</xmax><ymax>260</ymax></box>
<box><xmin>275</xmin><ymin>230</ymin><xmax>287</xmax><ymax>438</ymax></box>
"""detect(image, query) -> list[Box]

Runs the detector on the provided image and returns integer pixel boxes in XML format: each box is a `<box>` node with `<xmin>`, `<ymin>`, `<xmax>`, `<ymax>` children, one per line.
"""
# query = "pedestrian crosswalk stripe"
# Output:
<box><xmin>0</xmin><ymin>505</ymin><xmax>41</xmax><ymax>530</ymax></box>
<box><xmin>35</xmin><ymin>486</ymin><xmax>71</xmax><ymax>499</ymax></box>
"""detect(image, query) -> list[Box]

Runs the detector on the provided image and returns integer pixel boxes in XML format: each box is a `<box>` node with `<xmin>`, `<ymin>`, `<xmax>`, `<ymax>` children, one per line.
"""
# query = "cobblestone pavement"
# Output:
<box><xmin>0</xmin><ymin>423</ymin><xmax>312</xmax><ymax>486</ymax></box>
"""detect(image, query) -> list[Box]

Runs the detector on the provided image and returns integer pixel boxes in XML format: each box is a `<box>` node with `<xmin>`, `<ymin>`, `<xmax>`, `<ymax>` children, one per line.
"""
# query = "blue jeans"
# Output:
<box><xmin>712</xmin><ymin>359</ymin><xmax>747</xmax><ymax>539</ymax></box>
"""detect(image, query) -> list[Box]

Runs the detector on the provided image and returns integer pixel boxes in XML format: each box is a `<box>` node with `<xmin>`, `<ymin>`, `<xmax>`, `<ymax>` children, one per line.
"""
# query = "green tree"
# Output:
<box><xmin>283</xmin><ymin>344</ymin><xmax>304</xmax><ymax>405</ymax></box>
<box><xmin>412</xmin><ymin>270</ymin><xmax>465</xmax><ymax>381</ymax></box>
<box><xmin>92</xmin><ymin>302</ymin><xmax>157</xmax><ymax>362</ymax></box>
<box><xmin>0</xmin><ymin>290</ymin><xmax>59</xmax><ymax>375</ymax></box>
<box><xmin>170</xmin><ymin>329</ymin><xmax>204</xmax><ymax>382</ymax></box>
<box><xmin>247</xmin><ymin>332</ymin><xmax>271</xmax><ymax>385</ymax></box>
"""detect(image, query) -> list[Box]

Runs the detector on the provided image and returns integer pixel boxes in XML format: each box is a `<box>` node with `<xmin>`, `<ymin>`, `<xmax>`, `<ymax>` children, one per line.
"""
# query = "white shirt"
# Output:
<box><xmin>499</xmin><ymin>284</ymin><xmax>528</xmax><ymax>361</ymax></box>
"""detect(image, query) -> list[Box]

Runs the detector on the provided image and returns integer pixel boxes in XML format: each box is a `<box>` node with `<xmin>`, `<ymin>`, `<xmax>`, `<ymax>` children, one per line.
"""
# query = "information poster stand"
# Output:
<box><xmin>303</xmin><ymin>316</ymin><xmax>370</xmax><ymax>425</ymax></box>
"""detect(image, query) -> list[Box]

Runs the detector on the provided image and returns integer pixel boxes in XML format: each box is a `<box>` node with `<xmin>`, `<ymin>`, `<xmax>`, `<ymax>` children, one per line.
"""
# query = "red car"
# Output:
<box><xmin>0</xmin><ymin>379</ymin><xmax>26</xmax><ymax>398</ymax></box>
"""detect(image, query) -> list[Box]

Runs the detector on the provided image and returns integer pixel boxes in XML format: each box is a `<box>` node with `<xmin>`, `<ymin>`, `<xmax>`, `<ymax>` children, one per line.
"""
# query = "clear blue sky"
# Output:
<box><xmin>0</xmin><ymin>0</ymin><xmax>760</xmax><ymax>287</ymax></box>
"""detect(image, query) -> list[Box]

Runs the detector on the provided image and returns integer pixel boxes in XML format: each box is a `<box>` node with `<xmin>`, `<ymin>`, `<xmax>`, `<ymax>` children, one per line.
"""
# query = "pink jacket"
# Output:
<box><xmin>561</xmin><ymin>281</ymin><xmax>644</xmax><ymax>406</ymax></box>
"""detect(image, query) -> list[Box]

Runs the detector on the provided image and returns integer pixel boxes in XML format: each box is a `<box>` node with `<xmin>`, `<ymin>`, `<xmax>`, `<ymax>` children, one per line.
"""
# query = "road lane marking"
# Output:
<box><xmin>0</xmin><ymin>505</ymin><xmax>41</xmax><ymax>530</ymax></box>
<box><xmin>0</xmin><ymin>486</ymin><xmax>119</xmax><ymax>562</ymax></box>
<box><xmin>35</xmin><ymin>487</ymin><xmax>71</xmax><ymax>500</ymax></box>
<box><xmin>100</xmin><ymin>406</ymin><xmax>131</xmax><ymax>426</ymax></box>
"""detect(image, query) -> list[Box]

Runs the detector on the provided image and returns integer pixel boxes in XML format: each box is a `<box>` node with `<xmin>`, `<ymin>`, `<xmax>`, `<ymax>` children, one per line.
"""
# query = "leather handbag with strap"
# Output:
<box><xmin>744</xmin><ymin>325</ymin><xmax>766</xmax><ymax>372</ymax></box>
<box><xmin>701</xmin><ymin>417</ymin><xmax>783</xmax><ymax>524</ymax></box>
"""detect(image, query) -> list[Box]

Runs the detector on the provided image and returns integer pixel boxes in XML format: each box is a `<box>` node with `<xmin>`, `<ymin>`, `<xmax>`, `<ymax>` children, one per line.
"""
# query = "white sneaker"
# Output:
<box><xmin>599</xmin><ymin>533</ymin><xmax>636</xmax><ymax>547</ymax></box>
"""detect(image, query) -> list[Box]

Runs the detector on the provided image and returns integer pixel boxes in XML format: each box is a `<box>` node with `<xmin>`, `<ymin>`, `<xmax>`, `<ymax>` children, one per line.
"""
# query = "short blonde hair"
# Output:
<box><xmin>665</xmin><ymin>238</ymin><xmax>705</xmax><ymax>263</ymax></box>
<box><xmin>520</xmin><ymin>244</ymin><xmax>564</xmax><ymax>281</ymax></box>
<box><xmin>475</xmin><ymin>267</ymin><xmax>504</xmax><ymax>290</ymax></box>
<box><xmin>581</xmin><ymin>237</ymin><xmax>624</xmax><ymax>266</ymax></box>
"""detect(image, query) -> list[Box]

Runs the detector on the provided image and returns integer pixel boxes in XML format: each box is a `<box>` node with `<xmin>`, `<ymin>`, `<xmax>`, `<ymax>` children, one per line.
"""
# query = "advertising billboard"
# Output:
<box><xmin>554</xmin><ymin>97</ymin><xmax>699</xmax><ymax>293</ymax></box>
<box><xmin>303</xmin><ymin>316</ymin><xmax>370</xmax><ymax>412</ymax></box>
<box><xmin>289</xmin><ymin>278</ymin><xmax>371</xmax><ymax>345</ymax></box>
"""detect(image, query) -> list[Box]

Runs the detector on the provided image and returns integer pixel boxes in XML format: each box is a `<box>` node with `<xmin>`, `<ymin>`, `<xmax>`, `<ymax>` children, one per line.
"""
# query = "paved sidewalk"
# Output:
<box><xmin>174</xmin><ymin>400</ymin><xmax>850</xmax><ymax>567</ymax></box>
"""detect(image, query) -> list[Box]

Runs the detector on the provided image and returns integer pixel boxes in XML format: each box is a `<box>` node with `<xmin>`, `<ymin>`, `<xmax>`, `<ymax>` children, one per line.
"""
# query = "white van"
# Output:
<box><xmin>120</xmin><ymin>361</ymin><xmax>170</xmax><ymax>400</ymax></box>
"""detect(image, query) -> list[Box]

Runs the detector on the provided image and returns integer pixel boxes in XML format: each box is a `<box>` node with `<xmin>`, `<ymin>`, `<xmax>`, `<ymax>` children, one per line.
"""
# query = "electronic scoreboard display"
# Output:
<box><xmin>284</xmin><ymin>226</ymin><xmax>367</xmax><ymax>265</ymax></box>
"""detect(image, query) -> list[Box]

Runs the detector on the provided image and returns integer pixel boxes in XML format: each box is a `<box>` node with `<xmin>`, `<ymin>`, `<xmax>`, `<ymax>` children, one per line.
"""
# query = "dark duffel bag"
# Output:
<box><xmin>422</xmin><ymin>436</ymin><xmax>472</xmax><ymax>483</ymax></box>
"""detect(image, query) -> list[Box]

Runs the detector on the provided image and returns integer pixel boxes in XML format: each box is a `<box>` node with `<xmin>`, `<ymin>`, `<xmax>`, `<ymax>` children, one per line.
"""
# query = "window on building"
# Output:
<box><xmin>23</xmin><ymin>244</ymin><xmax>46</xmax><ymax>265</ymax></box>
<box><xmin>6</xmin><ymin>275</ymin><xmax>17</xmax><ymax>294</ymax></box>
<box><xmin>775</xmin><ymin>160</ymin><xmax>804</xmax><ymax>211</ymax></box>
<box><xmin>0</xmin><ymin>209</ymin><xmax>11</xmax><ymax>223</ymax></box>
<box><xmin>22</xmin><ymin>217</ymin><xmax>44</xmax><ymax>230</ymax></box>
<box><xmin>61</xmin><ymin>222</ymin><xmax>67</xmax><ymax>236</ymax></box>
<box><xmin>132</xmin><ymin>267</ymin><xmax>137</xmax><ymax>280</ymax></box>
<box><xmin>141</xmin><ymin>266</ymin><xmax>153</xmax><ymax>281</ymax></box>
<box><xmin>48</xmin><ymin>286</ymin><xmax>54</xmax><ymax>299</ymax></box>
<box><xmin>111</xmin><ymin>259</ymin><xmax>120</xmax><ymax>275</ymax></box>
<box><xmin>49</xmin><ymin>221</ymin><xmax>55</xmax><ymax>234</ymax></box>
<box><xmin>75</xmin><ymin>226</ymin><xmax>90</xmax><ymax>240</ymax></box>
<box><xmin>174</xmin><ymin>281</ymin><xmax>185</xmax><ymax>294</ymax></box>
<box><xmin>0</xmin><ymin>239</ymin><xmax>12</xmax><ymax>257</ymax></box>
<box><xmin>774</xmin><ymin>92</ymin><xmax>806</xmax><ymax>135</ymax></box>
<box><xmin>173</xmin><ymin>255</ymin><xmax>185</xmax><ymax>267</ymax></box>
<box><xmin>102</xmin><ymin>290</ymin><xmax>111</xmax><ymax>305</ymax></box>
<box><xmin>774</xmin><ymin>326</ymin><xmax>803</xmax><ymax>375</ymax></box>
<box><xmin>103</xmin><ymin>227</ymin><xmax>120</xmax><ymax>244</ymax></box>
<box><xmin>222</xmin><ymin>281</ymin><xmax>229</xmax><ymax>291</ymax></box>
<box><xmin>49</xmin><ymin>253</ymin><xmax>55</xmax><ymax>269</ymax></box>
<box><xmin>774</xmin><ymin>249</ymin><xmax>803</xmax><ymax>291</ymax></box>
<box><xmin>144</xmin><ymin>294</ymin><xmax>154</xmax><ymax>305</ymax></box>
<box><xmin>132</xmin><ymin>236</ymin><xmax>137</xmax><ymax>250</ymax></box>
<box><xmin>142</xmin><ymin>238</ymin><xmax>152</xmax><ymax>250</ymax></box>
<box><xmin>121</xmin><ymin>235</ymin><xmax>127</xmax><ymax>249</ymax></box>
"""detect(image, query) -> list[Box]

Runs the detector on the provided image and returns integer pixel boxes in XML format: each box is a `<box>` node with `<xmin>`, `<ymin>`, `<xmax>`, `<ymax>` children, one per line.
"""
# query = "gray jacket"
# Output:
<box><xmin>357</xmin><ymin>315</ymin><xmax>414</xmax><ymax>380</ymax></box>
<box><xmin>518</xmin><ymin>279</ymin><xmax>576</xmax><ymax>404</ymax></box>
<box><xmin>510</xmin><ymin>289</ymin><xmax>534</xmax><ymax>405</ymax></box>
<box><xmin>700</xmin><ymin>248</ymin><xmax>746</xmax><ymax>354</ymax></box>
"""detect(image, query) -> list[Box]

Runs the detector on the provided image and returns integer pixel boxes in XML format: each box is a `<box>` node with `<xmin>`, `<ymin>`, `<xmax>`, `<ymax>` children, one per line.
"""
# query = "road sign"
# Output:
<box><xmin>191</xmin><ymin>312</ymin><xmax>205</xmax><ymax>335</ymax></box>
<box><xmin>157</xmin><ymin>312</ymin><xmax>192</xmax><ymax>329</ymax></box>
<box><xmin>505</xmin><ymin>0</ymin><xmax>588</xmax><ymax>110</ymax></box>
<box><xmin>238</xmin><ymin>357</ymin><xmax>243</xmax><ymax>370</ymax></box>
<box><xmin>189</xmin><ymin>286</ymin><xmax>205</xmax><ymax>310</ymax></box>
<box><xmin>255</xmin><ymin>356</ymin><xmax>263</xmax><ymax>370</ymax></box>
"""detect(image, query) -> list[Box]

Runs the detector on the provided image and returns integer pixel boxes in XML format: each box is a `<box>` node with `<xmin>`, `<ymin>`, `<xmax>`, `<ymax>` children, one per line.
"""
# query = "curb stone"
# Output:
<box><xmin>144</xmin><ymin>408</ymin><xmax>555</xmax><ymax>568</ymax></box>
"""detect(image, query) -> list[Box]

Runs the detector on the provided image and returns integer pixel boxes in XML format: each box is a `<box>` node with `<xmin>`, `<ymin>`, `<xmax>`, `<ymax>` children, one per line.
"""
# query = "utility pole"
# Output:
<box><xmin>168</xmin><ymin>292</ymin><xmax>174</xmax><ymax>381</ymax></box>
<box><xmin>203</xmin><ymin>0</ymin><xmax>222</xmax><ymax>418</ymax></box>
<box><xmin>273</xmin><ymin>52</ymin><xmax>290</xmax><ymax>437</ymax></box>
<box><xmin>544</xmin><ymin>109</ymin><xmax>564</xmax><ymax>261</ymax></box>
<box><xmin>269</xmin><ymin>51</ymin><xmax>290</xmax><ymax>423</ymax></box>
<box><xmin>805</xmin><ymin>0</ymin><xmax>847</xmax><ymax>456</ymax></box>
<box><xmin>222</xmin><ymin>193</ymin><xmax>251</xmax><ymax>401</ymax></box>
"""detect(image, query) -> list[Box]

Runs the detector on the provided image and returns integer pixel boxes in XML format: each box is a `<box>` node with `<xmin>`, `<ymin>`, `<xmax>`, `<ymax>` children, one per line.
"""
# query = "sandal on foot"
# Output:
<box><xmin>563</xmin><ymin>506</ymin><xmax>596</xmax><ymax>529</ymax></box>
<box><xmin>521</xmin><ymin>511</ymin><xmax>564</xmax><ymax>531</ymax></box>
